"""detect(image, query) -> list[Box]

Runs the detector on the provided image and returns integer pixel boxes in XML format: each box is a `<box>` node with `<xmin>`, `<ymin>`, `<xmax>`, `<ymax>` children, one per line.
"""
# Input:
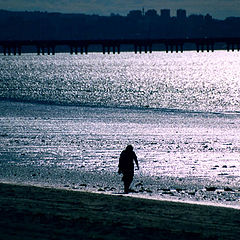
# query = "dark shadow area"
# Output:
<box><xmin>0</xmin><ymin>8</ymin><xmax>240</xmax><ymax>41</ymax></box>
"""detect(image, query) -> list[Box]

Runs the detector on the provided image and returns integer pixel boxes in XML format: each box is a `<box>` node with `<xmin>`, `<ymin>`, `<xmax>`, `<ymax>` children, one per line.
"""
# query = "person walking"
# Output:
<box><xmin>118</xmin><ymin>145</ymin><xmax>139</xmax><ymax>193</ymax></box>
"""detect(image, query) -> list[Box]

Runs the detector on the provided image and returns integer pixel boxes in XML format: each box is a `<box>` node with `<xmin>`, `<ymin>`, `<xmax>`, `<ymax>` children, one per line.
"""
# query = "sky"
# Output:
<box><xmin>0</xmin><ymin>0</ymin><xmax>239</xmax><ymax>19</ymax></box>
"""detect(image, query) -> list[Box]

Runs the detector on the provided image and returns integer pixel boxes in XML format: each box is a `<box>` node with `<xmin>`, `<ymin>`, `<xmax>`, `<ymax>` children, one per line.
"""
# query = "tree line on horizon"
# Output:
<box><xmin>0</xmin><ymin>8</ymin><xmax>240</xmax><ymax>41</ymax></box>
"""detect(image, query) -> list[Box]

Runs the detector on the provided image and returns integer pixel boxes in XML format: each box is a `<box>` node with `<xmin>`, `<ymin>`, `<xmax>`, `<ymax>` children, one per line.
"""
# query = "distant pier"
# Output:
<box><xmin>1</xmin><ymin>38</ymin><xmax>240</xmax><ymax>55</ymax></box>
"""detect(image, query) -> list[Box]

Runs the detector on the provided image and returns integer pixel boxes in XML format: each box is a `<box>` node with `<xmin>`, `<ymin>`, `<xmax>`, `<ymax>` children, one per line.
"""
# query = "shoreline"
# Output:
<box><xmin>0</xmin><ymin>182</ymin><xmax>239</xmax><ymax>240</ymax></box>
<box><xmin>1</xmin><ymin>100</ymin><xmax>240</xmax><ymax>208</ymax></box>
<box><xmin>2</xmin><ymin>180</ymin><xmax>240</xmax><ymax>210</ymax></box>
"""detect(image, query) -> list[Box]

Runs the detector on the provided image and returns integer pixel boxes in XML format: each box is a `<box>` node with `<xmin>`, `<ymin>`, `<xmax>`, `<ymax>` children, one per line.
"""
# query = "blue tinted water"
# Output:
<box><xmin>0</xmin><ymin>51</ymin><xmax>240</xmax><ymax>207</ymax></box>
<box><xmin>1</xmin><ymin>51</ymin><xmax>240</xmax><ymax>112</ymax></box>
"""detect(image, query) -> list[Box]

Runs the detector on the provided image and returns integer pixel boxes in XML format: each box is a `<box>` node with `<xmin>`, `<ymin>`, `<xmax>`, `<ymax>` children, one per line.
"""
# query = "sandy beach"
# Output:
<box><xmin>0</xmin><ymin>183</ymin><xmax>239</xmax><ymax>240</ymax></box>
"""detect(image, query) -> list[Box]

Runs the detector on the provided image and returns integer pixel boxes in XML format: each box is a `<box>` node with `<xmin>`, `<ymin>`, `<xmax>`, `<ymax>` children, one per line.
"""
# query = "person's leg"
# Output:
<box><xmin>124</xmin><ymin>182</ymin><xmax>129</xmax><ymax>193</ymax></box>
<box><xmin>122</xmin><ymin>175</ymin><xmax>128</xmax><ymax>193</ymax></box>
<box><xmin>124</xmin><ymin>174</ymin><xmax>133</xmax><ymax>193</ymax></box>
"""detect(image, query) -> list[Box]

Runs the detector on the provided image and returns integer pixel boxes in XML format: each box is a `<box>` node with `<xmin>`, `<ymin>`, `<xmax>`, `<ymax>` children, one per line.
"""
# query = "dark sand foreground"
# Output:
<box><xmin>0</xmin><ymin>183</ymin><xmax>239</xmax><ymax>240</ymax></box>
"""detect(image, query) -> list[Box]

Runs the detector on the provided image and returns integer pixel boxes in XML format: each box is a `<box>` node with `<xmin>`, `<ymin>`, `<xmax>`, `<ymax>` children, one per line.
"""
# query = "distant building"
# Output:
<box><xmin>127</xmin><ymin>10</ymin><xmax>142</xmax><ymax>18</ymax></box>
<box><xmin>145</xmin><ymin>9</ymin><xmax>158</xmax><ymax>17</ymax></box>
<box><xmin>160</xmin><ymin>9</ymin><xmax>170</xmax><ymax>20</ymax></box>
<box><xmin>177</xmin><ymin>9</ymin><xmax>187</xmax><ymax>21</ymax></box>
<box><xmin>188</xmin><ymin>14</ymin><xmax>204</xmax><ymax>23</ymax></box>
<box><xmin>205</xmin><ymin>14</ymin><xmax>213</xmax><ymax>22</ymax></box>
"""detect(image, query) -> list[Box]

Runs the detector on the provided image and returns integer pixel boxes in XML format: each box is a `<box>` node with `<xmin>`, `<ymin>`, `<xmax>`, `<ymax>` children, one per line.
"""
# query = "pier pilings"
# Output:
<box><xmin>1</xmin><ymin>38</ymin><xmax>240</xmax><ymax>55</ymax></box>
<box><xmin>134</xmin><ymin>42</ymin><xmax>152</xmax><ymax>54</ymax></box>
<box><xmin>36</xmin><ymin>45</ymin><xmax>56</xmax><ymax>55</ymax></box>
<box><xmin>165</xmin><ymin>41</ymin><xmax>184</xmax><ymax>53</ymax></box>
<box><xmin>226</xmin><ymin>42</ymin><xmax>240</xmax><ymax>52</ymax></box>
<box><xmin>102</xmin><ymin>44</ymin><xmax>120</xmax><ymax>54</ymax></box>
<box><xmin>69</xmin><ymin>45</ymin><xmax>88</xmax><ymax>55</ymax></box>
<box><xmin>195</xmin><ymin>41</ymin><xmax>215</xmax><ymax>52</ymax></box>
<box><xmin>2</xmin><ymin>45</ymin><xmax>22</xmax><ymax>55</ymax></box>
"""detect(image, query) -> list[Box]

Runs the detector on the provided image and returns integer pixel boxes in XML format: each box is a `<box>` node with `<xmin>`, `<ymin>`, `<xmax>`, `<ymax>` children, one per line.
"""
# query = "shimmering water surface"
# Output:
<box><xmin>0</xmin><ymin>51</ymin><xmax>240</xmax><ymax>207</ymax></box>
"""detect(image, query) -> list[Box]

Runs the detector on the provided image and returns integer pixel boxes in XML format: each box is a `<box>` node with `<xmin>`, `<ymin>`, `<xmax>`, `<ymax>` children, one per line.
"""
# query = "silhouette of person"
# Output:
<box><xmin>118</xmin><ymin>145</ymin><xmax>139</xmax><ymax>193</ymax></box>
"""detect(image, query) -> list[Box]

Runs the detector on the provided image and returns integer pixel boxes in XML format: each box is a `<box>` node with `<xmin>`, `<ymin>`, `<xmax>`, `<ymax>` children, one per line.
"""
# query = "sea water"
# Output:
<box><xmin>0</xmin><ymin>51</ymin><xmax>240</xmax><ymax>208</ymax></box>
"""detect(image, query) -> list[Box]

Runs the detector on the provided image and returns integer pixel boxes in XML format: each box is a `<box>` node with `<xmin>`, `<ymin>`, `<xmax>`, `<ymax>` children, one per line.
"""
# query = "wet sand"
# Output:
<box><xmin>0</xmin><ymin>183</ymin><xmax>239</xmax><ymax>240</ymax></box>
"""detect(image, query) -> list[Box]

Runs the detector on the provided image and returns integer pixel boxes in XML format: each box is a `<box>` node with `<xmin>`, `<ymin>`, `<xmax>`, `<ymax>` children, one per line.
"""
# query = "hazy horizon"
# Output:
<box><xmin>0</xmin><ymin>0</ymin><xmax>239</xmax><ymax>20</ymax></box>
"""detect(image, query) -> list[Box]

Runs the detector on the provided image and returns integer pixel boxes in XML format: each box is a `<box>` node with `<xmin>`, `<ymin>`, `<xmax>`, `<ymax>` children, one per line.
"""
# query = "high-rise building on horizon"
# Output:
<box><xmin>161</xmin><ymin>9</ymin><xmax>170</xmax><ymax>20</ymax></box>
<box><xmin>177</xmin><ymin>9</ymin><xmax>187</xmax><ymax>21</ymax></box>
<box><xmin>145</xmin><ymin>9</ymin><xmax>158</xmax><ymax>17</ymax></box>
<box><xmin>127</xmin><ymin>10</ymin><xmax>142</xmax><ymax>18</ymax></box>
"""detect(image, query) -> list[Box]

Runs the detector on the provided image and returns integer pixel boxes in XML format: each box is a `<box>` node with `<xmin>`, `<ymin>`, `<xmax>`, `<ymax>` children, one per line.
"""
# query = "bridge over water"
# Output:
<box><xmin>1</xmin><ymin>38</ymin><xmax>240</xmax><ymax>55</ymax></box>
